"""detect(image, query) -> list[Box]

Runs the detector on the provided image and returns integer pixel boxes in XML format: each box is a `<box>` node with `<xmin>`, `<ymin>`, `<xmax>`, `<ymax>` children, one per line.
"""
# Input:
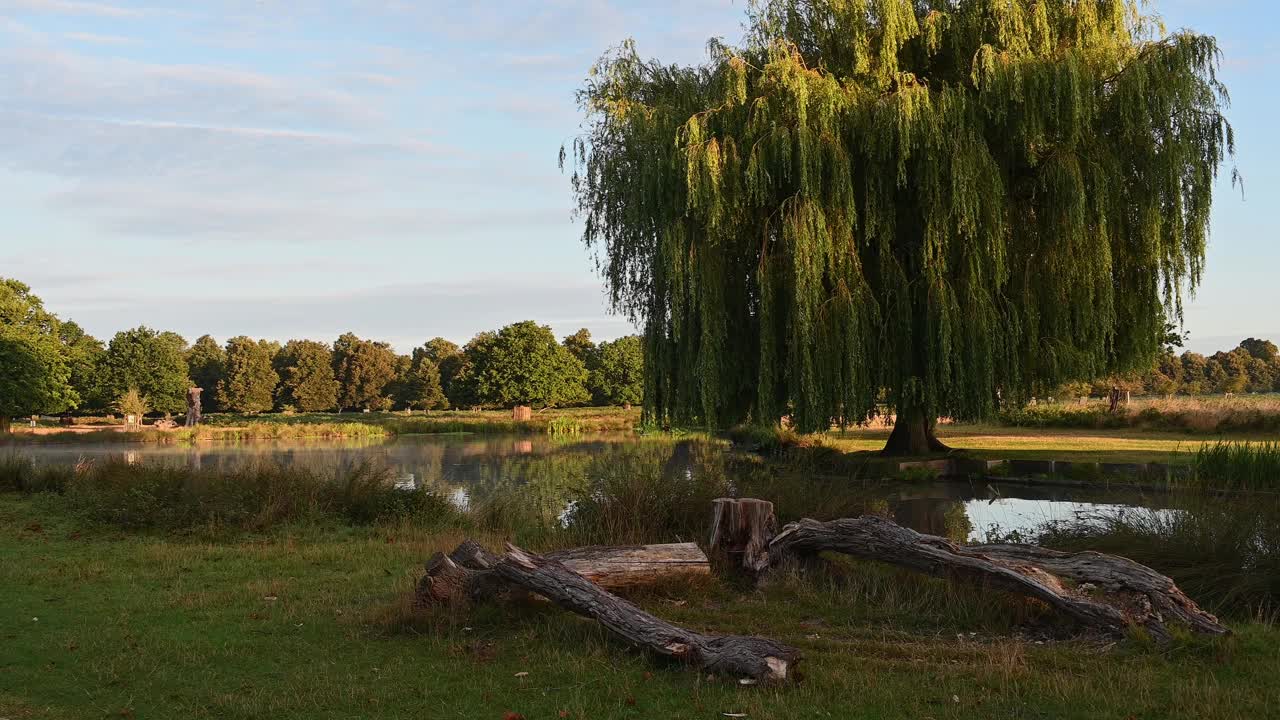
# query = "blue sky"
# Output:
<box><xmin>0</xmin><ymin>0</ymin><xmax>1274</xmax><ymax>355</ymax></box>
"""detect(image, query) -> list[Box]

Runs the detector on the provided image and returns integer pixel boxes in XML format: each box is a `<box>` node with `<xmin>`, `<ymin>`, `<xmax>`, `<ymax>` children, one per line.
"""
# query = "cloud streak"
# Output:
<box><xmin>2</xmin><ymin>0</ymin><xmax>142</xmax><ymax>17</ymax></box>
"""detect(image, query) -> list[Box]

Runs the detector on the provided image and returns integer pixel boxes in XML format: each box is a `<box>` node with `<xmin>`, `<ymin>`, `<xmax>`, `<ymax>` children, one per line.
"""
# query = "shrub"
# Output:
<box><xmin>114</xmin><ymin>386</ymin><xmax>150</xmax><ymax>420</ymax></box>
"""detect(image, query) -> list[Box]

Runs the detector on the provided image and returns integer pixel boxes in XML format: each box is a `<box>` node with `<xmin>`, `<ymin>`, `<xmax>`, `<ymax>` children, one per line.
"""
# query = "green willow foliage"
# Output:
<box><xmin>567</xmin><ymin>0</ymin><xmax>1235</xmax><ymax>433</ymax></box>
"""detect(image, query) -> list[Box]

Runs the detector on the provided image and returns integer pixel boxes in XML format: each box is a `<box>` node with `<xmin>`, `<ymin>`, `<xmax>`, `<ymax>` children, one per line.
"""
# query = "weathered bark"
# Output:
<box><xmin>548</xmin><ymin>542</ymin><xmax>710</xmax><ymax>591</ymax></box>
<box><xmin>969</xmin><ymin>543</ymin><xmax>1227</xmax><ymax>637</ymax></box>
<box><xmin>416</xmin><ymin>540</ymin><xmax>710</xmax><ymax>607</ymax></box>
<box><xmin>415</xmin><ymin>540</ymin><xmax>506</xmax><ymax>607</ymax></box>
<box><xmin>494</xmin><ymin>543</ymin><xmax>800</xmax><ymax>682</ymax></box>
<box><xmin>881</xmin><ymin>408</ymin><xmax>951</xmax><ymax>456</ymax></box>
<box><xmin>708</xmin><ymin>498</ymin><xmax>777</xmax><ymax>574</ymax></box>
<box><xmin>769</xmin><ymin>516</ymin><xmax>1227</xmax><ymax>640</ymax></box>
<box><xmin>0</xmin><ymin>415</ymin><xmax>11</xmax><ymax>434</ymax></box>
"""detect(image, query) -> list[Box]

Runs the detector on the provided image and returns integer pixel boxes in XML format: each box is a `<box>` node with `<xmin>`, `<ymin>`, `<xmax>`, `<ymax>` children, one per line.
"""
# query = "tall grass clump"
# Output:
<box><xmin>47</xmin><ymin>459</ymin><xmax>463</xmax><ymax>533</ymax></box>
<box><xmin>0</xmin><ymin>454</ymin><xmax>73</xmax><ymax>494</ymax></box>
<box><xmin>560</xmin><ymin>441</ymin><xmax>731</xmax><ymax>546</ymax></box>
<box><xmin>1191</xmin><ymin>441</ymin><xmax>1280</xmax><ymax>491</ymax></box>
<box><xmin>546</xmin><ymin>417</ymin><xmax>583</xmax><ymax>436</ymax></box>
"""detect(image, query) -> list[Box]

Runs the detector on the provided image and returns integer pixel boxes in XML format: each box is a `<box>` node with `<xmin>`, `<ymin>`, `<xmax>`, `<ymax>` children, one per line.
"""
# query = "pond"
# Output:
<box><xmin>11</xmin><ymin>434</ymin><xmax>1175</xmax><ymax>543</ymax></box>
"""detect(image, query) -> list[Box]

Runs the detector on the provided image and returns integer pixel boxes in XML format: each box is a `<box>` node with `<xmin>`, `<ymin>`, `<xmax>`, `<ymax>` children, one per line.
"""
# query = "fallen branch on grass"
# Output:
<box><xmin>493</xmin><ymin>543</ymin><xmax>799</xmax><ymax>682</ymax></box>
<box><xmin>768</xmin><ymin>515</ymin><xmax>1228</xmax><ymax>640</ymax></box>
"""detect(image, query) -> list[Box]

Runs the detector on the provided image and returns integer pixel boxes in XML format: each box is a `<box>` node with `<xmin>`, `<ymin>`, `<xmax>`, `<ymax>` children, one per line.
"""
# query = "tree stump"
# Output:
<box><xmin>416</xmin><ymin>540</ymin><xmax>711</xmax><ymax>607</ymax></box>
<box><xmin>186</xmin><ymin>387</ymin><xmax>203</xmax><ymax>427</ymax></box>
<box><xmin>768</xmin><ymin>516</ymin><xmax>1227</xmax><ymax>640</ymax></box>
<box><xmin>708</xmin><ymin>498</ymin><xmax>777</xmax><ymax>574</ymax></box>
<box><xmin>512</xmin><ymin>405</ymin><xmax>532</xmax><ymax>421</ymax></box>
<box><xmin>493</xmin><ymin>543</ymin><xmax>799</xmax><ymax>682</ymax></box>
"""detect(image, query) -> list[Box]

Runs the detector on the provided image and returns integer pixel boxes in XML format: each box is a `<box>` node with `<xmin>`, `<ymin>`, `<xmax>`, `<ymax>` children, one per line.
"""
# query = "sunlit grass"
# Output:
<box><xmin>822</xmin><ymin>423</ymin><xmax>1265</xmax><ymax>463</ymax></box>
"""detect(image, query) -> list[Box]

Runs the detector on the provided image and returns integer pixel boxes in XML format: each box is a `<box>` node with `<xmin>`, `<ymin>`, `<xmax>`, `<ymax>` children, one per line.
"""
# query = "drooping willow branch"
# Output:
<box><xmin>567</xmin><ymin>1</ymin><xmax>1235</xmax><ymax>452</ymax></box>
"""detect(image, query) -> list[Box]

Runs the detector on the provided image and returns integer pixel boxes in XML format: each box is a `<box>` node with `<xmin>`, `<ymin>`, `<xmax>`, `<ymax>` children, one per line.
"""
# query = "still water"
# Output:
<box><xmin>15</xmin><ymin>435</ymin><xmax>1170</xmax><ymax>542</ymax></box>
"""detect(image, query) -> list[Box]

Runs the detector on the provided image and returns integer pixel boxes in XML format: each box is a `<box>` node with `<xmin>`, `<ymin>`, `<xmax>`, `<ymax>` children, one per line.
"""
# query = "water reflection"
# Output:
<box><xmin>13</xmin><ymin>436</ymin><xmax>1174</xmax><ymax>543</ymax></box>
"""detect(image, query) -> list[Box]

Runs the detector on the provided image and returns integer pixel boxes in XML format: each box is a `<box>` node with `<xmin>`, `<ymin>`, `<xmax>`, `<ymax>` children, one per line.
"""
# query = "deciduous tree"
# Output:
<box><xmin>332</xmin><ymin>332</ymin><xmax>398</xmax><ymax>411</ymax></box>
<box><xmin>100</xmin><ymin>327</ymin><xmax>189</xmax><ymax>415</ymax></box>
<box><xmin>567</xmin><ymin>0</ymin><xmax>1235</xmax><ymax>453</ymax></box>
<box><xmin>455</xmin><ymin>321</ymin><xmax>589</xmax><ymax>408</ymax></box>
<box><xmin>591</xmin><ymin>335</ymin><xmax>644</xmax><ymax>406</ymax></box>
<box><xmin>423</xmin><ymin>337</ymin><xmax>465</xmax><ymax>404</ymax></box>
<box><xmin>1239</xmin><ymin>338</ymin><xmax>1279</xmax><ymax>363</ymax></box>
<box><xmin>563</xmin><ymin>328</ymin><xmax>600</xmax><ymax>370</ymax></box>
<box><xmin>274</xmin><ymin>340</ymin><xmax>339</xmax><ymax>412</ymax></box>
<box><xmin>186</xmin><ymin>335</ymin><xmax>227</xmax><ymax>412</ymax></box>
<box><xmin>217</xmin><ymin>336</ymin><xmax>279</xmax><ymax>413</ymax></box>
<box><xmin>59</xmin><ymin>320</ymin><xmax>106</xmax><ymax>412</ymax></box>
<box><xmin>394</xmin><ymin>348</ymin><xmax>449</xmax><ymax>411</ymax></box>
<box><xmin>0</xmin><ymin>279</ymin><xmax>75</xmax><ymax>429</ymax></box>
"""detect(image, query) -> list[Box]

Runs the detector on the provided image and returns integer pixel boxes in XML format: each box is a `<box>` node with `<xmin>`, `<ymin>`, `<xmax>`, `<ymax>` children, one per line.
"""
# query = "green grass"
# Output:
<box><xmin>3</xmin><ymin>492</ymin><xmax>1278</xmax><ymax>720</ymax></box>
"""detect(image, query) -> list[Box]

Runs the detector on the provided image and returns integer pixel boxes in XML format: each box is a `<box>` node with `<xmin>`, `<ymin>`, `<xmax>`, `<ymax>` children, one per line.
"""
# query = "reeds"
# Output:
<box><xmin>1190</xmin><ymin>440</ymin><xmax>1280</xmax><ymax>491</ymax></box>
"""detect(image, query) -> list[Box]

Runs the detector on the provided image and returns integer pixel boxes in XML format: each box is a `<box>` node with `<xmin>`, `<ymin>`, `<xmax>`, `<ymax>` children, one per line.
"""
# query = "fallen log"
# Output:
<box><xmin>969</xmin><ymin>543</ymin><xmax>1227</xmax><ymax>637</ymax></box>
<box><xmin>768</xmin><ymin>516</ymin><xmax>1227</xmax><ymax>640</ymax></box>
<box><xmin>416</xmin><ymin>540</ymin><xmax>710</xmax><ymax>607</ymax></box>
<box><xmin>493</xmin><ymin>543</ymin><xmax>800</xmax><ymax>682</ymax></box>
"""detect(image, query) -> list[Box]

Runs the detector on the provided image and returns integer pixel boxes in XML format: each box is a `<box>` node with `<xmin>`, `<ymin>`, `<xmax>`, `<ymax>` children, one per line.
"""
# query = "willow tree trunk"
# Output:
<box><xmin>881</xmin><ymin>406</ymin><xmax>950</xmax><ymax>456</ymax></box>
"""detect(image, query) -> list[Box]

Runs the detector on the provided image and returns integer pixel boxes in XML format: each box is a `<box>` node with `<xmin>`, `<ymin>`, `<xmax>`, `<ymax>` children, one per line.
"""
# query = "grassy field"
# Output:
<box><xmin>3</xmin><ymin>492</ymin><xmax>1277</xmax><ymax>720</ymax></box>
<box><xmin>820</xmin><ymin>423</ymin><xmax>1273</xmax><ymax>464</ymax></box>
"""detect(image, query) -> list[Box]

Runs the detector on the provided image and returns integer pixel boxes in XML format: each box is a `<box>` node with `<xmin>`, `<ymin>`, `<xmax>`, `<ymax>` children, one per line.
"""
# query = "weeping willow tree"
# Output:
<box><xmin>566</xmin><ymin>0</ymin><xmax>1234</xmax><ymax>454</ymax></box>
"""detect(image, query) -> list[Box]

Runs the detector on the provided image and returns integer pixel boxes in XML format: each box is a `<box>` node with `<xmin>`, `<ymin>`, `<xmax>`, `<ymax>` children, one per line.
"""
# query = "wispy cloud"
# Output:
<box><xmin>2</xmin><ymin>0</ymin><xmax>143</xmax><ymax>17</ymax></box>
<box><xmin>63</xmin><ymin>30</ymin><xmax>137</xmax><ymax>45</ymax></box>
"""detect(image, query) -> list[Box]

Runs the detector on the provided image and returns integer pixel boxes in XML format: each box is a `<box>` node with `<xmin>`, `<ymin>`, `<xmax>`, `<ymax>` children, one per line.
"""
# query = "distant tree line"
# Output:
<box><xmin>1057</xmin><ymin>333</ymin><xmax>1280</xmax><ymax>399</ymax></box>
<box><xmin>0</xmin><ymin>278</ymin><xmax>643</xmax><ymax>425</ymax></box>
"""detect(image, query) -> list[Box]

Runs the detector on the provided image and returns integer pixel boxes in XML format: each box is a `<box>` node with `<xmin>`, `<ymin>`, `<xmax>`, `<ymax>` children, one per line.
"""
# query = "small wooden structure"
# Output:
<box><xmin>512</xmin><ymin>405</ymin><xmax>532</xmax><ymax>422</ymax></box>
